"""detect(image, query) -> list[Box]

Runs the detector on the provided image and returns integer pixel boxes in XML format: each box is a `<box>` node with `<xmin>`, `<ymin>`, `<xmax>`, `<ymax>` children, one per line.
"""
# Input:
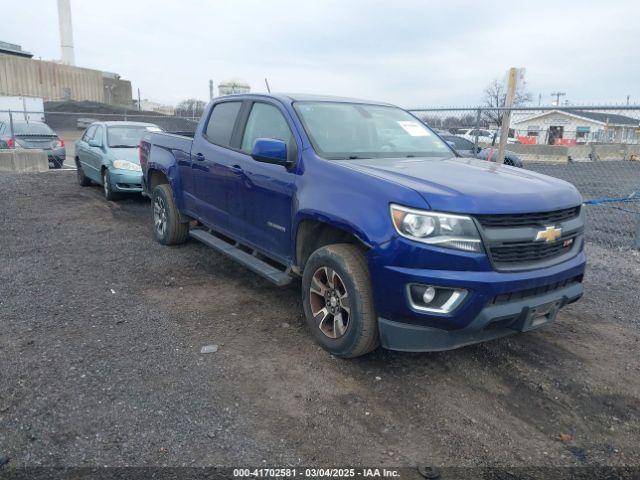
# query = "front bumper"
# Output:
<box><xmin>379</xmin><ymin>281</ymin><xmax>583</xmax><ymax>352</ymax></box>
<box><xmin>110</xmin><ymin>169</ymin><xmax>143</xmax><ymax>193</ymax></box>
<box><xmin>368</xmin><ymin>234</ymin><xmax>586</xmax><ymax>351</ymax></box>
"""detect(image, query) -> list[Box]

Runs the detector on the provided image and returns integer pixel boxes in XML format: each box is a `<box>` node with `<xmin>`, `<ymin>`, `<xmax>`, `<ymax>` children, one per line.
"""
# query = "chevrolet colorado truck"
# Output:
<box><xmin>140</xmin><ymin>94</ymin><xmax>585</xmax><ymax>358</ymax></box>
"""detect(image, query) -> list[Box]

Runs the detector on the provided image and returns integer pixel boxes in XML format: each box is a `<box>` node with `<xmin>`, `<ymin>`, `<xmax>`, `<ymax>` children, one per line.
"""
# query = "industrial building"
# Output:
<box><xmin>0</xmin><ymin>0</ymin><xmax>132</xmax><ymax>106</ymax></box>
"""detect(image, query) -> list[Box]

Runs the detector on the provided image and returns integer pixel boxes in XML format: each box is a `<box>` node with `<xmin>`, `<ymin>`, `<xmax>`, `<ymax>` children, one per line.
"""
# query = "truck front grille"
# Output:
<box><xmin>476</xmin><ymin>206</ymin><xmax>580</xmax><ymax>228</ymax></box>
<box><xmin>489</xmin><ymin>234</ymin><xmax>578</xmax><ymax>265</ymax></box>
<box><xmin>475</xmin><ymin>205</ymin><xmax>585</xmax><ymax>271</ymax></box>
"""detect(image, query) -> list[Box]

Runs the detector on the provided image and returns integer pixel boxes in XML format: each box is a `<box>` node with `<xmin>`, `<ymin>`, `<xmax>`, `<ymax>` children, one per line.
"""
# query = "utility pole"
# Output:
<box><xmin>538</xmin><ymin>93</ymin><xmax>542</xmax><ymax>106</ymax></box>
<box><xmin>209</xmin><ymin>79</ymin><xmax>214</xmax><ymax>100</ymax></box>
<box><xmin>497</xmin><ymin>67</ymin><xmax>518</xmax><ymax>166</ymax></box>
<box><xmin>137</xmin><ymin>88</ymin><xmax>141</xmax><ymax>111</ymax></box>
<box><xmin>627</xmin><ymin>95</ymin><xmax>631</xmax><ymax>105</ymax></box>
<box><xmin>264</xmin><ymin>78</ymin><xmax>271</xmax><ymax>93</ymax></box>
<box><xmin>551</xmin><ymin>91</ymin><xmax>566</xmax><ymax>106</ymax></box>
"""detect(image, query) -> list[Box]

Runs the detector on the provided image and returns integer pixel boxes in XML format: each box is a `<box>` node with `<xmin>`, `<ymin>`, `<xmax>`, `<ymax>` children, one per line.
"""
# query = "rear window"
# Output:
<box><xmin>13</xmin><ymin>123</ymin><xmax>55</xmax><ymax>136</ymax></box>
<box><xmin>205</xmin><ymin>102</ymin><xmax>242</xmax><ymax>147</ymax></box>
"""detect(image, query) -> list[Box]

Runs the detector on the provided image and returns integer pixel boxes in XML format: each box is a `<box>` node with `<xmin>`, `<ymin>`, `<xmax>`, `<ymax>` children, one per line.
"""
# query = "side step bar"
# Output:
<box><xmin>189</xmin><ymin>229</ymin><xmax>293</xmax><ymax>286</ymax></box>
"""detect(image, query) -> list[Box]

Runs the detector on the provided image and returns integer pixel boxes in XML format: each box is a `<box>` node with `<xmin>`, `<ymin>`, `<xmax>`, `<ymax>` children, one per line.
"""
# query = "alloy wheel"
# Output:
<box><xmin>153</xmin><ymin>196</ymin><xmax>167</xmax><ymax>237</ymax></box>
<box><xmin>309</xmin><ymin>266</ymin><xmax>351</xmax><ymax>339</ymax></box>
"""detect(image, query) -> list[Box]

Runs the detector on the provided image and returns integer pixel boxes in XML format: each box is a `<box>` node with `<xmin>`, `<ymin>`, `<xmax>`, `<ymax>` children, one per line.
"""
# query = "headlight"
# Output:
<box><xmin>113</xmin><ymin>160</ymin><xmax>141</xmax><ymax>171</ymax></box>
<box><xmin>390</xmin><ymin>204</ymin><xmax>483</xmax><ymax>252</ymax></box>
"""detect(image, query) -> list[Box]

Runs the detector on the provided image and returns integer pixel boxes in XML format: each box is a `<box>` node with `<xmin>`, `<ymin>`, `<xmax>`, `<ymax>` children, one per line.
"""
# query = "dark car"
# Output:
<box><xmin>441</xmin><ymin>134</ymin><xmax>524</xmax><ymax>168</ymax></box>
<box><xmin>0</xmin><ymin>121</ymin><xmax>66</xmax><ymax>168</ymax></box>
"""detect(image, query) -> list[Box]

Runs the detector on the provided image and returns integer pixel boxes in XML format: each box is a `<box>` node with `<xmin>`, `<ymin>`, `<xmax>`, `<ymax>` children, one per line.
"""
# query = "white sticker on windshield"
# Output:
<box><xmin>397</xmin><ymin>121</ymin><xmax>431</xmax><ymax>137</ymax></box>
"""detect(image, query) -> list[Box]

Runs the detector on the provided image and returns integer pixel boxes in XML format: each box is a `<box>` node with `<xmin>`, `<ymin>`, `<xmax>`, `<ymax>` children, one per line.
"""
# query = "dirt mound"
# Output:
<box><xmin>44</xmin><ymin>100</ymin><xmax>198</xmax><ymax>133</ymax></box>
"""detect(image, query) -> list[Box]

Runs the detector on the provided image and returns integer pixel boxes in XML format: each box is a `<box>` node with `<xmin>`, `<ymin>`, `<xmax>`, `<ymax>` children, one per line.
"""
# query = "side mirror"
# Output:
<box><xmin>88</xmin><ymin>139</ymin><xmax>102</xmax><ymax>148</ymax></box>
<box><xmin>251</xmin><ymin>138</ymin><xmax>289</xmax><ymax>166</ymax></box>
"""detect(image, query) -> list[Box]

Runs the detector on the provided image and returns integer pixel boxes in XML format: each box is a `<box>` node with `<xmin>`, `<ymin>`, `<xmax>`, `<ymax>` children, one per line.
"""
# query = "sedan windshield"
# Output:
<box><xmin>13</xmin><ymin>122</ymin><xmax>55</xmax><ymax>136</ymax></box>
<box><xmin>107</xmin><ymin>125</ymin><xmax>160</xmax><ymax>148</ymax></box>
<box><xmin>293</xmin><ymin>102</ymin><xmax>453</xmax><ymax>159</ymax></box>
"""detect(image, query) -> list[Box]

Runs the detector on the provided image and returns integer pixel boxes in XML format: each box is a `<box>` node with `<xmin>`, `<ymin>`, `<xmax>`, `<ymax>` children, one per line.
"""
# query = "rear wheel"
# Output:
<box><xmin>302</xmin><ymin>244</ymin><xmax>379</xmax><ymax>358</ymax></box>
<box><xmin>76</xmin><ymin>159</ymin><xmax>91</xmax><ymax>186</ymax></box>
<box><xmin>152</xmin><ymin>184</ymin><xmax>189</xmax><ymax>245</ymax></box>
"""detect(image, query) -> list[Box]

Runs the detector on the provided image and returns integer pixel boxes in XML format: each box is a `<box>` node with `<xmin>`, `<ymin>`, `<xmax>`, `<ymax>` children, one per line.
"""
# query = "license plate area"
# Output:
<box><xmin>514</xmin><ymin>301</ymin><xmax>561</xmax><ymax>332</ymax></box>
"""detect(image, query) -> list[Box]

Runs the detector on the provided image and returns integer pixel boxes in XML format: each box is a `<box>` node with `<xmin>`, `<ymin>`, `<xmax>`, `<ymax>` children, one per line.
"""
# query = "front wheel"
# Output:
<box><xmin>302</xmin><ymin>244</ymin><xmax>379</xmax><ymax>358</ymax></box>
<box><xmin>152</xmin><ymin>184</ymin><xmax>189</xmax><ymax>245</ymax></box>
<box><xmin>102</xmin><ymin>169</ymin><xmax>119</xmax><ymax>201</ymax></box>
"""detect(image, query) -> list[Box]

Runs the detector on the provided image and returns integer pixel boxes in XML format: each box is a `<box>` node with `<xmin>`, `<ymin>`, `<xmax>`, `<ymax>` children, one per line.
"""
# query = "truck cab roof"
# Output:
<box><xmin>216</xmin><ymin>92</ymin><xmax>394</xmax><ymax>107</ymax></box>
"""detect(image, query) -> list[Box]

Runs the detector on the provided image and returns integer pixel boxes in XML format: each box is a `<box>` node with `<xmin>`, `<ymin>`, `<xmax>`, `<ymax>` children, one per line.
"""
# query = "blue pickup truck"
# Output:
<box><xmin>140</xmin><ymin>94</ymin><xmax>585</xmax><ymax>358</ymax></box>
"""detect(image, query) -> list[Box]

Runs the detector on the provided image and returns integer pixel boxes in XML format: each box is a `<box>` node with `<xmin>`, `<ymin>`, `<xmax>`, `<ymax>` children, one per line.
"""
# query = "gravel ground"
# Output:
<box><xmin>1</xmin><ymin>171</ymin><xmax>639</xmax><ymax>471</ymax></box>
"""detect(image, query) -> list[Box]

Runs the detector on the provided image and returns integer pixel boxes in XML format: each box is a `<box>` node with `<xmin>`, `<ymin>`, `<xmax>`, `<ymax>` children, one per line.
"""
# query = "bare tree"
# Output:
<box><xmin>482</xmin><ymin>78</ymin><xmax>532</xmax><ymax>126</ymax></box>
<box><xmin>175</xmin><ymin>98</ymin><xmax>207</xmax><ymax>118</ymax></box>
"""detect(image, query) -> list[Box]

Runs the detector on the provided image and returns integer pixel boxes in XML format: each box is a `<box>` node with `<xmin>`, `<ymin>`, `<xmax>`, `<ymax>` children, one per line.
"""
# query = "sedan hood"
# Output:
<box><xmin>109</xmin><ymin>147</ymin><xmax>141</xmax><ymax>164</ymax></box>
<box><xmin>335</xmin><ymin>156</ymin><xmax>582</xmax><ymax>214</ymax></box>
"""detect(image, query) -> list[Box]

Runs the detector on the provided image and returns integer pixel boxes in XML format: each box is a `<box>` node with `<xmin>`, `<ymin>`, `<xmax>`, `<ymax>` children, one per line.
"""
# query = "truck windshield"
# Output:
<box><xmin>107</xmin><ymin>125</ymin><xmax>160</xmax><ymax>148</ymax></box>
<box><xmin>293</xmin><ymin>102</ymin><xmax>453</xmax><ymax>159</ymax></box>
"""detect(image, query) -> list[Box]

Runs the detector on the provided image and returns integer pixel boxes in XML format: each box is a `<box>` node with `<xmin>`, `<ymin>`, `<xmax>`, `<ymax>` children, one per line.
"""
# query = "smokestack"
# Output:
<box><xmin>57</xmin><ymin>0</ymin><xmax>75</xmax><ymax>65</ymax></box>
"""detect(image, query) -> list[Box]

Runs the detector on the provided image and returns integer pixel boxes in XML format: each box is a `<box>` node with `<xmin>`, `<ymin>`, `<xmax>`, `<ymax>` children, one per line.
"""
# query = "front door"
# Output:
<box><xmin>233</xmin><ymin>101</ymin><xmax>298</xmax><ymax>262</ymax></box>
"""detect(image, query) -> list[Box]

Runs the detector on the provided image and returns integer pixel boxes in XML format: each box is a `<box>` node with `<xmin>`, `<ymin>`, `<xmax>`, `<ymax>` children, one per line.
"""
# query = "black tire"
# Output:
<box><xmin>302</xmin><ymin>243</ymin><xmax>379</xmax><ymax>358</ymax></box>
<box><xmin>152</xmin><ymin>184</ymin><xmax>189</xmax><ymax>245</ymax></box>
<box><xmin>76</xmin><ymin>159</ymin><xmax>91</xmax><ymax>186</ymax></box>
<box><xmin>102</xmin><ymin>169</ymin><xmax>119</xmax><ymax>201</ymax></box>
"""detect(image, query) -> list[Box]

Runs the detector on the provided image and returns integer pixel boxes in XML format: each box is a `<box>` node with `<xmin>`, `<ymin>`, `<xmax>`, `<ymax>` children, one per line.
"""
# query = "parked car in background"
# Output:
<box><xmin>0</xmin><ymin>120</ymin><xmax>66</xmax><ymax>168</ymax></box>
<box><xmin>459</xmin><ymin>128</ymin><xmax>518</xmax><ymax>145</ymax></box>
<box><xmin>140</xmin><ymin>93</ymin><xmax>585</xmax><ymax>358</ymax></box>
<box><xmin>459</xmin><ymin>128</ymin><xmax>495</xmax><ymax>144</ymax></box>
<box><xmin>442</xmin><ymin>134</ymin><xmax>524</xmax><ymax>167</ymax></box>
<box><xmin>75</xmin><ymin>121</ymin><xmax>161</xmax><ymax>200</ymax></box>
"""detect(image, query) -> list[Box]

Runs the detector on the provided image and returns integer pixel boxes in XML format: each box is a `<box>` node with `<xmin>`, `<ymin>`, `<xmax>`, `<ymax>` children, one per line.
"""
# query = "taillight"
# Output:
<box><xmin>6</xmin><ymin>137</ymin><xmax>14</xmax><ymax>148</ymax></box>
<box><xmin>55</xmin><ymin>138</ymin><xmax>65</xmax><ymax>148</ymax></box>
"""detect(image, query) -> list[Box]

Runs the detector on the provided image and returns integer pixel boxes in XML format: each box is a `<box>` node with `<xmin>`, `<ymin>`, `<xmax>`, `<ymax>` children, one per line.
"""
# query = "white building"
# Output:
<box><xmin>512</xmin><ymin>110</ymin><xmax>639</xmax><ymax>145</ymax></box>
<box><xmin>218</xmin><ymin>78</ymin><xmax>250</xmax><ymax>96</ymax></box>
<box><xmin>137</xmin><ymin>99</ymin><xmax>174</xmax><ymax>115</ymax></box>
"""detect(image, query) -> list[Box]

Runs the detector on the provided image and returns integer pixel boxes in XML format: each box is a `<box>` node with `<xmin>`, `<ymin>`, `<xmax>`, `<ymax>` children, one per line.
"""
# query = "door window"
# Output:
<box><xmin>204</xmin><ymin>102</ymin><xmax>242</xmax><ymax>147</ymax></box>
<box><xmin>241</xmin><ymin>103</ymin><xmax>293</xmax><ymax>153</ymax></box>
<box><xmin>93</xmin><ymin>126</ymin><xmax>104</xmax><ymax>146</ymax></box>
<box><xmin>83</xmin><ymin>125</ymin><xmax>96</xmax><ymax>142</ymax></box>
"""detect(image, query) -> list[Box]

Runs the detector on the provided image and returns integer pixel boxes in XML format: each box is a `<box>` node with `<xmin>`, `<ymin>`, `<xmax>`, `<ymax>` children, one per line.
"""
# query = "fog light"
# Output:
<box><xmin>408</xmin><ymin>284</ymin><xmax>468</xmax><ymax>314</ymax></box>
<box><xmin>422</xmin><ymin>286</ymin><xmax>436</xmax><ymax>304</ymax></box>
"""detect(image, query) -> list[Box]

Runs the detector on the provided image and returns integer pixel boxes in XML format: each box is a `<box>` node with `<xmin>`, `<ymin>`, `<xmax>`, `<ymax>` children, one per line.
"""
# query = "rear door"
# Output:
<box><xmin>190</xmin><ymin>100</ymin><xmax>244</xmax><ymax>230</ymax></box>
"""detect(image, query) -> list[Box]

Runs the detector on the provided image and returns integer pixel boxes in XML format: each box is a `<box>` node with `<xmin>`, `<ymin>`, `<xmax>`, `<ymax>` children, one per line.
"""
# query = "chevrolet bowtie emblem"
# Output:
<box><xmin>535</xmin><ymin>226</ymin><xmax>562</xmax><ymax>243</ymax></box>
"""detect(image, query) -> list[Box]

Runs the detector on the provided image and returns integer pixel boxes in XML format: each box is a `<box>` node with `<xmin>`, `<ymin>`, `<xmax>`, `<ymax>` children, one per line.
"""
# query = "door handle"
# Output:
<box><xmin>194</xmin><ymin>153</ymin><xmax>205</xmax><ymax>161</ymax></box>
<box><xmin>230</xmin><ymin>164</ymin><xmax>244</xmax><ymax>174</ymax></box>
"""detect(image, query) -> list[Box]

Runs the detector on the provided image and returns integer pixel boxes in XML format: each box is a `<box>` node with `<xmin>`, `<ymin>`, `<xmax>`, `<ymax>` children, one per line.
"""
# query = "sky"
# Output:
<box><xmin>1</xmin><ymin>0</ymin><xmax>639</xmax><ymax>108</ymax></box>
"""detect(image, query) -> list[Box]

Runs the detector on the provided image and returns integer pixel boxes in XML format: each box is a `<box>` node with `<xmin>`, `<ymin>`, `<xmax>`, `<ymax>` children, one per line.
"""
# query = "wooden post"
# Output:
<box><xmin>497</xmin><ymin>67</ymin><xmax>518</xmax><ymax>165</ymax></box>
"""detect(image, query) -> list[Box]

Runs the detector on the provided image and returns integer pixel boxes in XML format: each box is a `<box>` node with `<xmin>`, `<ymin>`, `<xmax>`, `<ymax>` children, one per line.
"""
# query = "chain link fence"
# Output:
<box><xmin>1</xmin><ymin>104</ymin><xmax>639</xmax><ymax>249</ymax></box>
<box><xmin>409</xmin><ymin>106</ymin><xmax>640</xmax><ymax>250</ymax></box>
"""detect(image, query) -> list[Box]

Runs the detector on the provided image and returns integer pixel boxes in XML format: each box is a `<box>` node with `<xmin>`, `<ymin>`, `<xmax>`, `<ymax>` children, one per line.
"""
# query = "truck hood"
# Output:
<box><xmin>335</xmin><ymin>156</ymin><xmax>582</xmax><ymax>214</ymax></box>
